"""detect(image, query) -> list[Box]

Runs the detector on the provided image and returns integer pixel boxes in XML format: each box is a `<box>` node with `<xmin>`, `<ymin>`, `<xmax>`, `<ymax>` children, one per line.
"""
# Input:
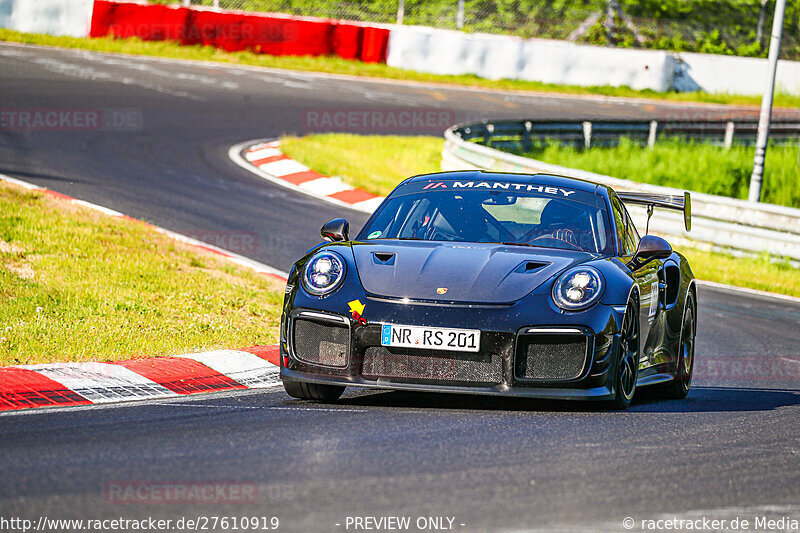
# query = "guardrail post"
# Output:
<box><xmin>484</xmin><ymin>123</ymin><xmax>494</xmax><ymax>147</ymax></box>
<box><xmin>724</xmin><ymin>121</ymin><xmax>735</xmax><ymax>149</ymax></box>
<box><xmin>522</xmin><ymin>121</ymin><xmax>532</xmax><ymax>152</ymax></box>
<box><xmin>648</xmin><ymin>121</ymin><xmax>658</xmax><ymax>148</ymax></box>
<box><xmin>583</xmin><ymin>121</ymin><xmax>592</xmax><ymax>150</ymax></box>
<box><xmin>456</xmin><ymin>0</ymin><xmax>465</xmax><ymax>29</ymax></box>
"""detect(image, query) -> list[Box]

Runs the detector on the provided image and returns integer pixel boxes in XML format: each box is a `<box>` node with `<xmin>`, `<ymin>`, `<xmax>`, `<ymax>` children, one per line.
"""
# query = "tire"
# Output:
<box><xmin>659</xmin><ymin>292</ymin><xmax>696</xmax><ymax>399</ymax></box>
<box><xmin>609</xmin><ymin>295</ymin><xmax>640</xmax><ymax>410</ymax></box>
<box><xmin>283</xmin><ymin>380</ymin><xmax>345</xmax><ymax>402</ymax></box>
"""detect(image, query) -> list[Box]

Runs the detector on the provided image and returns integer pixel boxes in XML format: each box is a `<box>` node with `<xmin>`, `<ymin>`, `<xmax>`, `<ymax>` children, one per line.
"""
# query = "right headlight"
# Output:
<box><xmin>301</xmin><ymin>251</ymin><xmax>346</xmax><ymax>296</ymax></box>
<box><xmin>552</xmin><ymin>266</ymin><xmax>604</xmax><ymax>311</ymax></box>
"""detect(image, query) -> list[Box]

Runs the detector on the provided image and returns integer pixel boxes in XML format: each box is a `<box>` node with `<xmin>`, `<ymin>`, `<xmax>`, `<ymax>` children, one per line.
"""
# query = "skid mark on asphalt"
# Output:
<box><xmin>0</xmin><ymin>46</ymin><xmax>203</xmax><ymax>101</ymax></box>
<box><xmin>77</xmin><ymin>51</ymin><xmax>241</xmax><ymax>90</ymax></box>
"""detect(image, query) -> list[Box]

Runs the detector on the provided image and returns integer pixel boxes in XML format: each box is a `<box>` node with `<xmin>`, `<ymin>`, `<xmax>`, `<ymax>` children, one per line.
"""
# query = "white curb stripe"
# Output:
<box><xmin>229</xmin><ymin>140</ymin><xmax>383</xmax><ymax>215</ymax></box>
<box><xmin>22</xmin><ymin>362</ymin><xmax>178</xmax><ymax>403</ymax></box>
<box><xmin>260</xmin><ymin>159</ymin><xmax>309</xmax><ymax>177</ymax></box>
<box><xmin>248</xmin><ymin>141</ymin><xmax>280</xmax><ymax>152</ymax></box>
<box><xmin>351</xmin><ymin>196</ymin><xmax>385</xmax><ymax>212</ymax></box>
<box><xmin>298</xmin><ymin>176</ymin><xmax>353</xmax><ymax>196</ymax></box>
<box><xmin>246</xmin><ymin>147</ymin><xmax>283</xmax><ymax>161</ymax></box>
<box><xmin>71</xmin><ymin>199</ymin><xmax>125</xmax><ymax>217</ymax></box>
<box><xmin>0</xmin><ymin>175</ymin><xmax>43</xmax><ymax>190</ymax></box>
<box><xmin>176</xmin><ymin>350</ymin><xmax>281</xmax><ymax>389</ymax></box>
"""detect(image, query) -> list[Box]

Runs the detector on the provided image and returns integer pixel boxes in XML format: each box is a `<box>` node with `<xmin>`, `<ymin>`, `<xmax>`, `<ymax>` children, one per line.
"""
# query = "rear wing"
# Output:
<box><xmin>617</xmin><ymin>191</ymin><xmax>692</xmax><ymax>232</ymax></box>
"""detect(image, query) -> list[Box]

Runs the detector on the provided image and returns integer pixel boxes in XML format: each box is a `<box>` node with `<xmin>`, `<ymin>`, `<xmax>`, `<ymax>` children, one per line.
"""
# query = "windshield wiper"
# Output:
<box><xmin>492</xmin><ymin>241</ymin><xmax>537</xmax><ymax>248</ymax></box>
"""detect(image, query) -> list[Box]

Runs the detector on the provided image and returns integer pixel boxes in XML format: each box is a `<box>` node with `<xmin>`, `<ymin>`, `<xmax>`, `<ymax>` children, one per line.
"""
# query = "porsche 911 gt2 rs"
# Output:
<box><xmin>279</xmin><ymin>171</ymin><xmax>697</xmax><ymax>409</ymax></box>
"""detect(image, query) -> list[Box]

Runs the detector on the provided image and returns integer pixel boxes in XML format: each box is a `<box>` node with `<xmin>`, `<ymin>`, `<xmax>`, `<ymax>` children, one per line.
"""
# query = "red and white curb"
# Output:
<box><xmin>228</xmin><ymin>139</ymin><xmax>385</xmax><ymax>214</ymax></box>
<box><xmin>0</xmin><ymin>346</ymin><xmax>281</xmax><ymax>412</ymax></box>
<box><xmin>0</xmin><ymin>173</ymin><xmax>292</xmax><ymax>413</ymax></box>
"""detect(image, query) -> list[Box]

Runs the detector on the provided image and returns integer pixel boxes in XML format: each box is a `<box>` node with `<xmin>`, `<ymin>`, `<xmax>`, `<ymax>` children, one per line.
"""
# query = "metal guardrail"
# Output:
<box><xmin>456</xmin><ymin>119</ymin><xmax>800</xmax><ymax>150</ymax></box>
<box><xmin>442</xmin><ymin>120</ymin><xmax>800</xmax><ymax>263</ymax></box>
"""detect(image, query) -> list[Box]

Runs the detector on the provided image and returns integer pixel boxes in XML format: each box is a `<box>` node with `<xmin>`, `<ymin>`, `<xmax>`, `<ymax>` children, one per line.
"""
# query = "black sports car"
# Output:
<box><xmin>279</xmin><ymin>171</ymin><xmax>697</xmax><ymax>409</ymax></box>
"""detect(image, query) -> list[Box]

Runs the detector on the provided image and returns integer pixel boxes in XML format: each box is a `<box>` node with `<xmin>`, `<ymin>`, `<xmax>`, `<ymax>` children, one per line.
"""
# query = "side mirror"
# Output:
<box><xmin>629</xmin><ymin>235</ymin><xmax>672</xmax><ymax>270</ymax></box>
<box><xmin>321</xmin><ymin>218</ymin><xmax>349</xmax><ymax>242</ymax></box>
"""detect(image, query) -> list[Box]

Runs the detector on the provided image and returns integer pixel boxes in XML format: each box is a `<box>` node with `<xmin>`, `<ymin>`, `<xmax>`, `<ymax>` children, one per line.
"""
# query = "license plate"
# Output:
<box><xmin>380</xmin><ymin>324</ymin><xmax>481</xmax><ymax>352</ymax></box>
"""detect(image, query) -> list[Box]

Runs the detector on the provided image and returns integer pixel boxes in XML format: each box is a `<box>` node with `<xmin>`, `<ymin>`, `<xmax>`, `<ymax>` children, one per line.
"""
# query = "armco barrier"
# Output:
<box><xmin>89</xmin><ymin>0</ymin><xmax>389</xmax><ymax>63</ymax></box>
<box><xmin>442</xmin><ymin>121</ymin><xmax>800</xmax><ymax>262</ymax></box>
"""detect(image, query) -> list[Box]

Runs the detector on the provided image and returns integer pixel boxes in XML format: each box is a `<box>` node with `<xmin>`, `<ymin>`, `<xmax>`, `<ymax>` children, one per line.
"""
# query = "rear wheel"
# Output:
<box><xmin>659</xmin><ymin>293</ymin><xmax>696</xmax><ymax>399</ymax></box>
<box><xmin>283</xmin><ymin>380</ymin><xmax>345</xmax><ymax>402</ymax></box>
<box><xmin>609</xmin><ymin>295</ymin><xmax>640</xmax><ymax>410</ymax></box>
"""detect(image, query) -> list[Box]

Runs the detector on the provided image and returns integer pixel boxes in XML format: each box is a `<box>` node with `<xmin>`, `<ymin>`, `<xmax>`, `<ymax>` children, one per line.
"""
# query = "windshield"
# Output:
<box><xmin>358</xmin><ymin>184</ymin><xmax>614</xmax><ymax>254</ymax></box>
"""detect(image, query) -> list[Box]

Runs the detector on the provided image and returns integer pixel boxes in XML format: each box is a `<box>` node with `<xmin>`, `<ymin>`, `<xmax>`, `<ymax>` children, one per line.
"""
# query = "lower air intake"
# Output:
<box><xmin>516</xmin><ymin>334</ymin><xmax>588</xmax><ymax>381</ymax></box>
<box><xmin>362</xmin><ymin>347</ymin><xmax>502</xmax><ymax>384</ymax></box>
<box><xmin>292</xmin><ymin>318</ymin><xmax>349</xmax><ymax>367</ymax></box>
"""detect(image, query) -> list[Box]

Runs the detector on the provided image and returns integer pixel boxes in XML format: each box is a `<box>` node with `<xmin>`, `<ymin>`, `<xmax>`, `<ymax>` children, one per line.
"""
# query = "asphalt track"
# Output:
<box><xmin>1</xmin><ymin>43</ymin><xmax>800</xmax><ymax>532</ymax></box>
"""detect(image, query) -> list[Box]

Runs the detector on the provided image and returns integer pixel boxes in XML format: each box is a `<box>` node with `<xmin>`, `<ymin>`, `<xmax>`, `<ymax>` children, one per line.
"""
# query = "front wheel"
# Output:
<box><xmin>283</xmin><ymin>380</ymin><xmax>345</xmax><ymax>402</ymax></box>
<box><xmin>609</xmin><ymin>295</ymin><xmax>640</xmax><ymax>410</ymax></box>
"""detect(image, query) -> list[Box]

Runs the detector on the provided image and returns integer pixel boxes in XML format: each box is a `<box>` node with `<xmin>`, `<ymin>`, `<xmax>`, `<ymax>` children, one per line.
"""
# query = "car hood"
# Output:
<box><xmin>352</xmin><ymin>241</ymin><xmax>588</xmax><ymax>304</ymax></box>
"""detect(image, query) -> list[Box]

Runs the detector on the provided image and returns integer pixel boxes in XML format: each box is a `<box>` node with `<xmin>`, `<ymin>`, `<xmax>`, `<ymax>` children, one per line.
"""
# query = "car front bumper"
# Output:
<box><xmin>280</xmin><ymin>293</ymin><xmax>625</xmax><ymax>401</ymax></box>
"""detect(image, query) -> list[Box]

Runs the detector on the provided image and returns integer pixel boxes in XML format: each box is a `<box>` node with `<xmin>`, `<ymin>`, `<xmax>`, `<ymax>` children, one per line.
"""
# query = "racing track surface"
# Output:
<box><xmin>1</xmin><ymin>43</ymin><xmax>800</xmax><ymax>531</ymax></box>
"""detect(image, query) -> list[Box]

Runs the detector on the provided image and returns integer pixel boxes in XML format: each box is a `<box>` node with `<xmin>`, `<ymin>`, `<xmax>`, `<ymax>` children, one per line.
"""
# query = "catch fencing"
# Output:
<box><xmin>162</xmin><ymin>0</ymin><xmax>800</xmax><ymax>61</ymax></box>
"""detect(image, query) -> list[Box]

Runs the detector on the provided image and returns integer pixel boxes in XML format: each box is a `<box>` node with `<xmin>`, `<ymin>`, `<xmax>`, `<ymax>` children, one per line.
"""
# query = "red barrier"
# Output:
<box><xmin>90</xmin><ymin>1</ymin><xmax>389</xmax><ymax>63</ymax></box>
<box><xmin>91</xmin><ymin>2</ymin><xmax>189</xmax><ymax>42</ymax></box>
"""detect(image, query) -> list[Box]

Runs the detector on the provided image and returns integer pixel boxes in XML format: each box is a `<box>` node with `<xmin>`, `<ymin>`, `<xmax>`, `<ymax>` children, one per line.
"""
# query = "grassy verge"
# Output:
<box><xmin>519</xmin><ymin>138</ymin><xmax>800</xmax><ymax>208</ymax></box>
<box><xmin>0</xmin><ymin>182</ymin><xmax>283</xmax><ymax>366</ymax></box>
<box><xmin>281</xmin><ymin>134</ymin><xmax>443</xmax><ymax>195</ymax></box>
<box><xmin>2</xmin><ymin>28</ymin><xmax>800</xmax><ymax>108</ymax></box>
<box><xmin>280</xmin><ymin>133</ymin><xmax>800</xmax><ymax>297</ymax></box>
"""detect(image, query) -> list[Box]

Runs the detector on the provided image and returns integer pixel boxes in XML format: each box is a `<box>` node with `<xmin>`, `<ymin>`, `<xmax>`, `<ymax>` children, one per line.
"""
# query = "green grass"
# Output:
<box><xmin>0</xmin><ymin>182</ymin><xmax>283</xmax><ymax>366</ymax></box>
<box><xmin>2</xmin><ymin>28</ymin><xmax>800</xmax><ymax>108</ymax></box>
<box><xmin>281</xmin><ymin>134</ymin><xmax>443</xmax><ymax>194</ymax></box>
<box><xmin>680</xmin><ymin>248</ymin><xmax>800</xmax><ymax>297</ymax></box>
<box><xmin>280</xmin><ymin>133</ymin><xmax>800</xmax><ymax>296</ymax></box>
<box><xmin>518</xmin><ymin>138</ymin><xmax>800</xmax><ymax>208</ymax></box>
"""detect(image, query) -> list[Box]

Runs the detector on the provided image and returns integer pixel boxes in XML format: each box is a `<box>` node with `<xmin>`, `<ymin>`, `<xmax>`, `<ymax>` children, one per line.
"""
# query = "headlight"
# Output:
<box><xmin>552</xmin><ymin>266</ymin><xmax>604</xmax><ymax>311</ymax></box>
<box><xmin>301</xmin><ymin>251</ymin><xmax>346</xmax><ymax>296</ymax></box>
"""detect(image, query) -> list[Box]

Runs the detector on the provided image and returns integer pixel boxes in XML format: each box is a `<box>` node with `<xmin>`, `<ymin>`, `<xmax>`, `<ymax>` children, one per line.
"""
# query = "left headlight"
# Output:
<box><xmin>301</xmin><ymin>251</ymin><xmax>346</xmax><ymax>296</ymax></box>
<box><xmin>552</xmin><ymin>266</ymin><xmax>604</xmax><ymax>311</ymax></box>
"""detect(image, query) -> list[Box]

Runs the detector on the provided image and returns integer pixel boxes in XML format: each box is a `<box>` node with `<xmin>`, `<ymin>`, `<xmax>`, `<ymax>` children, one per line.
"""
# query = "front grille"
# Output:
<box><xmin>292</xmin><ymin>317</ymin><xmax>349</xmax><ymax>367</ymax></box>
<box><xmin>515</xmin><ymin>334</ymin><xmax>588</xmax><ymax>381</ymax></box>
<box><xmin>362</xmin><ymin>347</ymin><xmax>502</xmax><ymax>385</ymax></box>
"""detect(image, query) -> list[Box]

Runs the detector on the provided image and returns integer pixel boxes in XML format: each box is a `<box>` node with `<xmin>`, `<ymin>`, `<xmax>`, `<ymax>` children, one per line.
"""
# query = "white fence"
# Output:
<box><xmin>387</xmin><ymin>25</ymin><xmax>800</xmax><ymax>95</ymax></box>
<box><xmin>442</xmin><ymin>124</ymin><xmax>800</xmax><ymax>263</ymax></box>
<box><xmin>0</xmin><ymin>0</ymin><xmax>94</xmax><ymax>37</ymax></box>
